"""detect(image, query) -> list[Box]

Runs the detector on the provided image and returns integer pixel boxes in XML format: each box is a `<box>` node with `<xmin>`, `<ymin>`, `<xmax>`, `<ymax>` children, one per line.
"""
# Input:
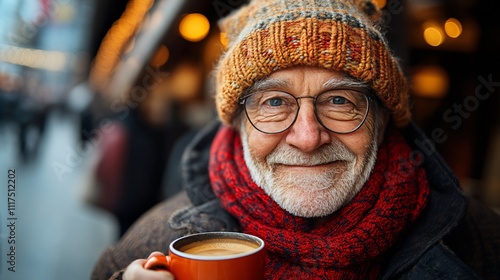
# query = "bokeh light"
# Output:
<box><xmin>220</xmin><ymin>32</ymin><xmax>228</xmax><ymax>49</ymax></box>
<box><xmin>179</xmin><ymin>13</ymin><xmax>210</xmax><ymax>42</ymax></box>
<box><xmin>149</xmin><ymin>44</ymin><xmax>169</xmax><ymax>67</ymax></box>
<box><xmin>0</xmin><ymin>46</ymin><xmax>68</xmax><ymax>71</ymax></box>
<box><xmin>372</xmin><ymin>0</ymin><xmax>387</xmax><ymax>9</ymax></box>
<box><xmin>444</xmin><ymin>18</ymin><xmax>463</xmax><ymax>38</ymax></box>
<box><xmin>411</xmin><ymin>65</ymin><xmax>449</xmax><ymax>98</ymax></box>
<box><xmin>423</xmin><ymin>21</ymin><xmax>444</xmax><ymax>47</ymax></box>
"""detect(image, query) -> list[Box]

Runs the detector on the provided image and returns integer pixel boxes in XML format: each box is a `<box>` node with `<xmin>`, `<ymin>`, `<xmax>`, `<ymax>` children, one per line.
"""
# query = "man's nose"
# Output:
<box><xmin>285</xmin><ymin>100</ymin><xmax>331</xmax><ymax>152</ymax></box>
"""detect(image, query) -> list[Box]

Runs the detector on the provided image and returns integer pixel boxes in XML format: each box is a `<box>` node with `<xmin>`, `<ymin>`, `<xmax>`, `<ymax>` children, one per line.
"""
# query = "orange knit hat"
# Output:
<box><xmin>214</xmin><ymin>0</ymin><xmax>410</xmax><ymax>127</ymax></box>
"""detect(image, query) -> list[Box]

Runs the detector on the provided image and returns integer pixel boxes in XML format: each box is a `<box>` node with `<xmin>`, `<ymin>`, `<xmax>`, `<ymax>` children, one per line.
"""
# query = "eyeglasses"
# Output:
<box><xmin>239</xmin><ymin>89</ymin><xmax>373</xmax><ymax>134</ymax></box>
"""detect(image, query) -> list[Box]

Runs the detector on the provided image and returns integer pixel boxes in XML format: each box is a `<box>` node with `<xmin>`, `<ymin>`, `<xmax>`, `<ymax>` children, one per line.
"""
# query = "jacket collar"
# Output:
<box><xmin>181</xmin><ymin>119</ymin><xmax>221</xmax><ymax>206</ymax></box>
<box><xmin>381</xmin><ymin>121</ymin><xmax>467</xmax><ymax>278</ymax></box>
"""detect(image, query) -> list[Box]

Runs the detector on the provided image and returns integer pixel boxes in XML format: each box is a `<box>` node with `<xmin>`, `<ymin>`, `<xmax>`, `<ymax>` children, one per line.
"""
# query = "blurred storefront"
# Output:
<box><xmin>0</xmin><ymin>0</ymin><xmax>95</xmax><ymax>106</ymax></box>
<box><xmin>0</xmin><ymin>0</ymin><xmax>97</xmax><ymax>162</ymax></box>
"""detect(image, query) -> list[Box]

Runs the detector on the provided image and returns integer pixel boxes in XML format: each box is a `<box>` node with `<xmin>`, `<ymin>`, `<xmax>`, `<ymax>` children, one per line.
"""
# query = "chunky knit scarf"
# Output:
<box><xmin>209</xmin><ymin>126</ymin><xmax>430</xmax><ymax>279</ymax></box>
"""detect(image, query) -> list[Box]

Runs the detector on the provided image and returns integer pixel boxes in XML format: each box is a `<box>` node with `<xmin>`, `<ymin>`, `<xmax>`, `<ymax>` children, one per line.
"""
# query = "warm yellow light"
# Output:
<box><xmin>149</xmin><ymin>45</ymin><xmax>169</xmax><ymax>67</ymax></box>
<box><xmin>411</xmin><ymin>66</ymin><xmax>449</xmax><ymax>98</ymax></box>
<box><xmin>170</xmin><ymin>62</ymin><xmax>203</xmax><ymax>101</ymax></box>
<box><xmin>444</xmin><ymin>18</ymin><xmax>462</xmax><ymax>38</ymax></box>
<box><xmin>89</xmin><ymin>0</ymin><xmax>154</xmax><ymax>90</ymax></box>
<box><xmin>0</xmin><ymin>46</ymin><xmax>68</xmax><ymax>71</ymax></box>
<box><xmin>423</xmin><ymin>22</ymin><xmax>444</xmax><ymax>47</ymax></box>
<box><xmin>220</xmin><ymin>32</ymin><xmax>228</xmax><ymax>49</ymax></box>
<box><xmin>372</xmin><ymin>0</ymin><xmax>387</xmax><ymax>9</ymax></box>
<box><xmin>179</xmin><ymin>13</ymin><xmax>210</xmax><ymax>42</ymax></box>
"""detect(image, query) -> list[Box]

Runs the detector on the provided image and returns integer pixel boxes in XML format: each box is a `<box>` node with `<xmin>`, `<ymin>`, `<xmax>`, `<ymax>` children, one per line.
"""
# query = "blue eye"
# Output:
<box><xmin>332</xmin><ymin>96</ymin><xmax>347</xmax><ymax>104</ymax></box>
<box><xmin>268</xmin><ymin>98</ymin><xmax>283</xmax><ymax>106</ymax></box>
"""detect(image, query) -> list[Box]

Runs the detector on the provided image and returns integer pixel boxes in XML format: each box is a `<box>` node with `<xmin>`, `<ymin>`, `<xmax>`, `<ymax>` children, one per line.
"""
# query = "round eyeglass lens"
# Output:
<box><xmin>242</xmin><ymin>90</ymin><xmax>370</xmax><ymax>134</ymax></box>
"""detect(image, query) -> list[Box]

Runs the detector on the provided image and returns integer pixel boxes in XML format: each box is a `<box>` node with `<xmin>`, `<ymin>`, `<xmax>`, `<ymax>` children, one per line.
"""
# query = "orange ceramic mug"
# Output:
<box><xmin>143</xmin><ymin>232</ymin><xmax>266</xmax><ymax>280</ymax></box>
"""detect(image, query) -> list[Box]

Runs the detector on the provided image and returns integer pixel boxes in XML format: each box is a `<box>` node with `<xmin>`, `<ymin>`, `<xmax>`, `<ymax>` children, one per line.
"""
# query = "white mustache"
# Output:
<box><xmin>266</xmin><ymin>142</ymin><xmax>356</xmax><ymax>166</ymax></box>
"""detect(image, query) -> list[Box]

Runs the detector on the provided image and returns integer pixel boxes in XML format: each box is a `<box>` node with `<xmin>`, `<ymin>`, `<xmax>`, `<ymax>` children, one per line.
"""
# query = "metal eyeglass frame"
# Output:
<box><xmin>239</xmin><ymin>91</ymin><xmax>374</xmax><ymax>134</ymax></box>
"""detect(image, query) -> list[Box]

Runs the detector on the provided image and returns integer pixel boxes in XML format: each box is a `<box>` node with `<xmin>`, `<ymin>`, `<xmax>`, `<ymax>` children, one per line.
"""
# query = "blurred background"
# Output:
<box><xmin>0</xmin><ymin>0</ymin><xmax>499</xmax><ymax>279</ymax></box>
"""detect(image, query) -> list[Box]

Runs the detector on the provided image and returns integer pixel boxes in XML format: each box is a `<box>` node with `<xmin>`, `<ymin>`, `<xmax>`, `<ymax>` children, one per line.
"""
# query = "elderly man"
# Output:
<box><xmin>91</xmin><ymin>0</ymin><xmax>500</xmax><ymax>279</ymax></box>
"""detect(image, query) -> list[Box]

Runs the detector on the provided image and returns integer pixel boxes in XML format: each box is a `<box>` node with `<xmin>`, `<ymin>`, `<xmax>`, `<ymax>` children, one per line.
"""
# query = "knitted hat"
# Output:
<box><xmin>214</xmin><ymin>0</ymin><xmax>410</xmax><ymax>128</ymax></box>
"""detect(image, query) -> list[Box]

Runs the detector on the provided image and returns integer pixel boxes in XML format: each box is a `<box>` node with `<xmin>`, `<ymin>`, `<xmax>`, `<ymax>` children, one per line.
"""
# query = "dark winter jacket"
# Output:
<box><xmin>91</xmin><ymin>120</ymin><xmax>500</xmax><ymax>280</ymax></box>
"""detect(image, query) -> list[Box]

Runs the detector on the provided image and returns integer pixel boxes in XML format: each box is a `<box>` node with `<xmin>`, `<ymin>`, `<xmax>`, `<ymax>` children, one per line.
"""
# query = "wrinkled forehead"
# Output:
<box><xmin>245</xmin><ymin>67</ymin><xmax>370</xmax><ymax>95</ymax></box>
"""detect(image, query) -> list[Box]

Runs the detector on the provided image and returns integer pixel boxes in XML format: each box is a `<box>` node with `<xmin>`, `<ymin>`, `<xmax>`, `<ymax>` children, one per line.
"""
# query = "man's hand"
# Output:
<box><xmin>123</xmin><ymin>252</ymin><xmax>174</xmax><ymax>280</ymax></box>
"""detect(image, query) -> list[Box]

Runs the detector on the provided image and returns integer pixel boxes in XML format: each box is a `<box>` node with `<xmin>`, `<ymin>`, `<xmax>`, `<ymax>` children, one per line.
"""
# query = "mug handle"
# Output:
<box><xmin>143</xmin><ymin>255</ymin><xmax>170</xmax><ymax>271</ymax></box>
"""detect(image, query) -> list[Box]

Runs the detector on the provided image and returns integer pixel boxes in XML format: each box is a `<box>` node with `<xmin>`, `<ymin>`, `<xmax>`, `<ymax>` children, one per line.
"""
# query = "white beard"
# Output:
<box><xmin>241</xmin><ymin>130</ymin><xmax>379</xmax><ymax>218</ymax></box>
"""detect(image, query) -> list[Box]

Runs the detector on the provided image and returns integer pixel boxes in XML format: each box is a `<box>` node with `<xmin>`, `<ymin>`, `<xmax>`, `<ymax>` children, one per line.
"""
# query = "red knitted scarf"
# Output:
<box><xmin>209</xmin><ymin>126</ymin><xmax>430</xmax><ymax>279</ymax></box>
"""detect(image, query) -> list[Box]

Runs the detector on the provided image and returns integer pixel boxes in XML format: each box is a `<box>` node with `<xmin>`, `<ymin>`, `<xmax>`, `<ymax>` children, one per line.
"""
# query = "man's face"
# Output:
<box><xmin>240</xmin><ymin>66</ymin><xmax>387</xmax><ymax>218</ymax></box>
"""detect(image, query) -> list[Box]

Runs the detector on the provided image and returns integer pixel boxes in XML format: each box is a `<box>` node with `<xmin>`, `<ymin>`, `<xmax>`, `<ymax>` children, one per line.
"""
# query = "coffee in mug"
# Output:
<box><xmin>179</xmin><ymin>237</ymin><xmax>260</xmax><ymax>256</ymax></box>
<box><xmin>144</xmin><ymin>232</ymin><xmax>265</xmax><ymax>280</ymax></box>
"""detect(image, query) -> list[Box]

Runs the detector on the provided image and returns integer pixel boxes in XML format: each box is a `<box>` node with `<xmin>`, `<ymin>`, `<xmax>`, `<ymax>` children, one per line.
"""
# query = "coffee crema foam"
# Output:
<box><xmin>180</xmin><ymin>238</ymin><xmax>259</xmax><ymax>256</ymax></box>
